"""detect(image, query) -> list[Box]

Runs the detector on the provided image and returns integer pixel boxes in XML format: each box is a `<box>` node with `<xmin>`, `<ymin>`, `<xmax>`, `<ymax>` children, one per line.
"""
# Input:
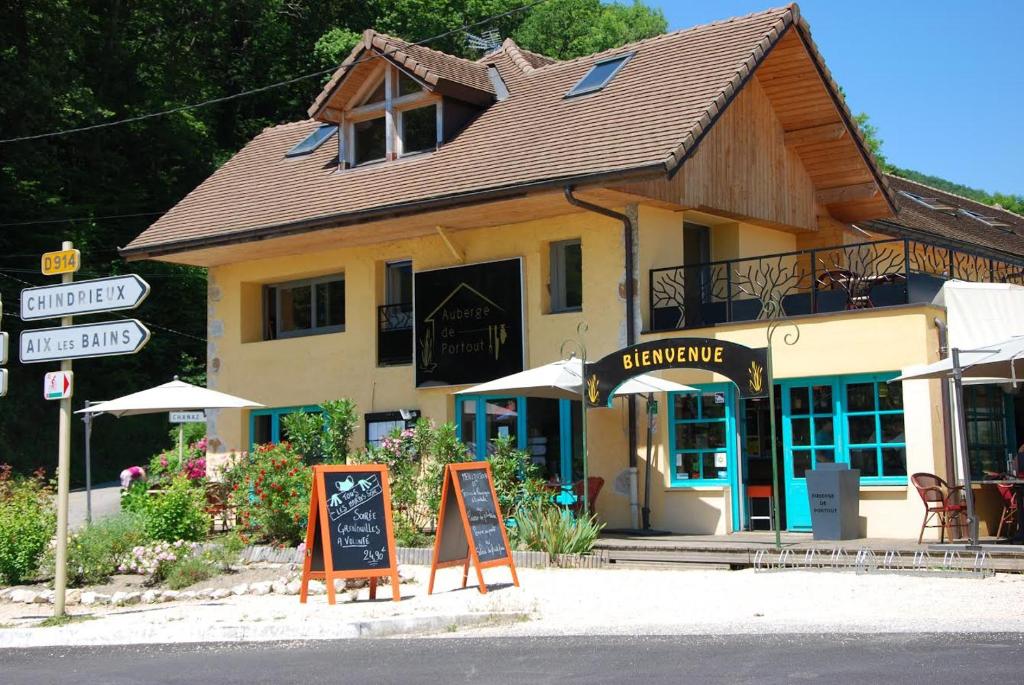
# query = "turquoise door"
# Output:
<box><xmin>781</xmin><ymin>379</ymin><xmax>840</xmax><ymax>531</ymax></box>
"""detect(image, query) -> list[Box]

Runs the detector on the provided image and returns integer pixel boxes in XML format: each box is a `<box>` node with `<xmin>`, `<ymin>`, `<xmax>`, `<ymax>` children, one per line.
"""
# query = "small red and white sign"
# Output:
<box><xmin>44</xmin><ymin>371</ymin><xmax>73</xmax><ymax>400</ymax></box>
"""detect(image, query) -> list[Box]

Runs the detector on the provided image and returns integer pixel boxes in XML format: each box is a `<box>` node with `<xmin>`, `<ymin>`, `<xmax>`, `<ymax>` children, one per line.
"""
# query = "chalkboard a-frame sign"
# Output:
<box><xmin>428</xmin><ymin>462</ymin><xmax>519</xmax><ymax>595</ymax></box>
<box><xmin>300</xmin><ymin>465</ymin><xmax>401</xmax><ymax>604</ymax></box>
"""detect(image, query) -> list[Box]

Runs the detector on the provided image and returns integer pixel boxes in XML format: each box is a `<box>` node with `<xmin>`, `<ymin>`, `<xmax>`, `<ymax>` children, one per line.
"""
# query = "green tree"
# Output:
<box><xmin>513</xmin><ymin>0</ymin><xmax>667</xmax><ymax>60</ymax></box>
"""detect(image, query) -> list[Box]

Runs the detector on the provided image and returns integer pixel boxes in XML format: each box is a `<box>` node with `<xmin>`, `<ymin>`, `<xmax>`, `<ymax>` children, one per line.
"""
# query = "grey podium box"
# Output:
<box><xmin>805</xmin><ymin>463</ymin><xmax>860</xmax><ymax>540</ymax></box>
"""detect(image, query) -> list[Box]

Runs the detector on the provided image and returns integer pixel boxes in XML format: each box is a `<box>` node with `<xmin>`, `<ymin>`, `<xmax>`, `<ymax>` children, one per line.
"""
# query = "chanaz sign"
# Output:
<box><xmin>584</xmin><ymin>337</ymin><xmax>770</xmax><ymax>407</ymax></box>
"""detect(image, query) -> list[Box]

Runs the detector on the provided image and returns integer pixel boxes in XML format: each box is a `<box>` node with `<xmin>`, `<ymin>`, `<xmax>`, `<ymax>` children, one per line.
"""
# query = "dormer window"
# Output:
<box><xmin>340</xmin><ymin>64</ymin><xmax>442</xmax><ymax>167</ymax></box>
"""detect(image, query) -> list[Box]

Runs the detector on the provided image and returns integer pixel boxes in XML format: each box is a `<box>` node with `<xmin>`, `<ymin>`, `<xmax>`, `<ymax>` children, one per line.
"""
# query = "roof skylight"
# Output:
<box><xmin>285</xmin><ymin>124</ymin><xmax>337</xmax><ymax>158</ymax></box>
<box><xmin>565</xmin><ymin>52</ymin><xmax>634</xmax><ymax>98</ymax></box>
<box><xmin>899</xmin><ymin>190</ymin><xmax>956</xmax><ymax>213</ymax></box>
<box><xmin>958</xmin><ymin>208</ymin><xmax>1012</xmax><ymax>229</ymax></box>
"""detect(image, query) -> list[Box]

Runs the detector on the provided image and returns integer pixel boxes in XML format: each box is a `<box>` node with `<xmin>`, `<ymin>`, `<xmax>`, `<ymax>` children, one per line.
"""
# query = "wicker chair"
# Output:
<box><xmin>911</xmin><ymin>472</ymin><xmax>967</xmax><ymax>543</ymax></box>
<box><xmin>996</xmin><ymin>483</ymin><xmax>1019</xmax><ymax>539</ymax></box>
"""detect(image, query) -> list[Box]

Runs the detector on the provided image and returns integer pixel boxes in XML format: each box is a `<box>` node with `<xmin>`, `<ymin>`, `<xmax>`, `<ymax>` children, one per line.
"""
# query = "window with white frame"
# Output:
<box><xmin>264</xmin><ymin>274</ymin><xmax>345</xmax><ymax>340</ymax></box>
<box><xmin>343</xmin><ymin>65</ymin><xmax>441</xmax><ymax>167</ymax></box>
<box><xmin>550</xmin><ymin>238</ymin><xmax>583</xmax><ymax>312</ymax></box>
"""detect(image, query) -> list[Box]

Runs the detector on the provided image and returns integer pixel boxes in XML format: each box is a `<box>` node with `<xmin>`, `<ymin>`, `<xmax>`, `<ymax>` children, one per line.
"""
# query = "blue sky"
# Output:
<box><xmin>656</xmin><ymin>1</ymin><xmax>1023</xmax><ymax>195</ymax></box>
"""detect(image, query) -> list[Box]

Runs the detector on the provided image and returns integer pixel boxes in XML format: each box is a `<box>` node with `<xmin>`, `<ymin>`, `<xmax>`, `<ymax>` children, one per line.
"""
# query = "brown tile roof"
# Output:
<box><xmin>308</xmin><ymin>30</ymin><xmax>495</xmax><ymax>117</ymax></box>
<box><xmin>865</xmin><ymin>175</ymin><xmax>1024</xmax><ymax>263</ymax></box>
<box><xmin>125</xmin><ymin>4</ymin><xmax>879</xmax><ymax>259</ymax></box>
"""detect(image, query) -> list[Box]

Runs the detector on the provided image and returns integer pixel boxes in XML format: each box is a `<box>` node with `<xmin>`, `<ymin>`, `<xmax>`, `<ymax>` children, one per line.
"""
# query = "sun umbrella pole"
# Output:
<box><xmin>178</xmin><ymin>422</ymin><xmax>185</xmax><ymax>470</ymax></box>
<box><xmin>581</xmin><ymin>347</ymin><xmax>590</xmax><ymax>518</ymax></box>
<box><xmin>951</xmin><ymin>347</ymin><xmax>979</xmax><ymax>546</ymax></box>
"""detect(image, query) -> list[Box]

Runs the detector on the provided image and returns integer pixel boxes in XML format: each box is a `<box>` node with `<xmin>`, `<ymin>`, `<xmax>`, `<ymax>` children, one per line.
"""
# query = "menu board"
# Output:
<box><xmin>323</xmin><ymin>470</ymin><xmax>390</xmax><ymax>571</ymax></box>
<box><xmin>428</xmin><ymin>462</ymin><xmax>519</xmax><ymax>595</ymax></box>
<box><xmin>300</xmin><ymin>465</ymin><xmax>400</xmax><ymax>605</ymax></box>
<box><xmin>456</xmin><ymin>468</ymin><xmax>508</xmax><ymax>563</ymax></box>
<box><xmin>414</xmin><ymin>258</ymin><xmax>525</xmax><ymax>388</ymax></box>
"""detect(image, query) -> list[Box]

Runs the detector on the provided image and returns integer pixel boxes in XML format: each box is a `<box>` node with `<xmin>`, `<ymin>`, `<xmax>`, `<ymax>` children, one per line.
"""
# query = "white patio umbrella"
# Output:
<box><xmin>455</xmin><ymin>357</ymin><xmax>696</xmax><ymax>400</ymax></box>
<box><xmin>895</xmin><ymin>335</ymin><xmax>1024</xmax><ymax>546</ymax></box>
<box><xmin>894</xmin><ymin>335</ymin><xmax>1024</xmax><ymax>383</ymax></box>
<box><xmin>77</xmin><ymin>378</ymin><xmax>264</xmax><ymax>417</ymax></box>
<box><xmin>457</xmin><ymin>358</ymin><xmax>695</xmax><ymax>530</ymax></box>
<box><xmin>77</xmin><ymin>378</ymin><xmax>263</xmax><ymax>468</ymax></box>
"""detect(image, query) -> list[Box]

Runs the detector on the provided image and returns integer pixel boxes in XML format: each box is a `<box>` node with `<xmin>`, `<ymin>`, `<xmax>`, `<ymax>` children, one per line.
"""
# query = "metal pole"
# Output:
<box><xmin>178</xmin><ymin>422</ymin><xmax>185</xmax><ymax>468</ymax></box>
<box><xmin>53</xmin><ymin>240</ymin><xmax>74</xmax><ymax>617</ymax></box>
<box><xmin>641</xmin><ymin>394</ymin><xmax>655</xmax><ymax>530</ymax></box>
<box><xmin>581</xmin><ymin>346</ymin><xmax>590</xmax><ymax>517</ymax></box>
<box><xmin>950</xmin><ymin>347</ymin><xmax>979</xmax><ymax>546</ymax></box>
<box><xmin>84</xmin><ymin>400</ymin><xmax>92</xmax><ymax>525</ymax></box>
<box><xmin>767</xmin><ymin>350</ymin><xmax>783</xmax><ymax>550</ymax></box>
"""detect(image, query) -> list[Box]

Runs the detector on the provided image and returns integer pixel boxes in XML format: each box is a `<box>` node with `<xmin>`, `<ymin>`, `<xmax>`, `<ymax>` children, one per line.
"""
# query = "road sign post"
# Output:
<box><xmin>53</xmin><ymin>241</ymin><xmax>74</xmax><ymax>617</ymax></box>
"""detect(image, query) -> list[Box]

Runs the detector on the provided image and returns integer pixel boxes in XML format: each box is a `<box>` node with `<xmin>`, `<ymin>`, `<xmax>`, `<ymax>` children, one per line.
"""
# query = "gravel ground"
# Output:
<box><xmin>2</xmin><ymin>564</ymin><xmax>1023</xmax><ymax>645</ymax></box>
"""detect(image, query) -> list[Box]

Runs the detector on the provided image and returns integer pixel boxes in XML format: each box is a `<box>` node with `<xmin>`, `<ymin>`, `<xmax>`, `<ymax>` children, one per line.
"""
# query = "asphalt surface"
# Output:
<box><xmin>1</xmin><ymin>633</ymin><xmax>1021</xmax><ymax>684</ymax></box>
<box><xmin>68</xmin><ymin>482</ymin><xmax>120</xmax><ymax>530</ymax></box>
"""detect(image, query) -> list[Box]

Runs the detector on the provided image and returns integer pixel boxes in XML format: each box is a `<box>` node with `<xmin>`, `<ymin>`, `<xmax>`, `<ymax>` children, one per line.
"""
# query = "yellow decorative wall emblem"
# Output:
<box><xmin>586</xmin><ymin>374</ymin><xmax>600</xmax><ymax>405</ymax></box>
<box><xmin>748</xmin><ymin>360</ymin><xmax>764</xmax><ymax>395</ymax></box>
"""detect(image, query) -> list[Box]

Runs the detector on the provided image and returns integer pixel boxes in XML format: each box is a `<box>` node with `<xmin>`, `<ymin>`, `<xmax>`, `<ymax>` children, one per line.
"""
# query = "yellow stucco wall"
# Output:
<box><xmin>205</xmin><ymin>199</ymin><xmax>949</xmax><ymax>540</ymax></box>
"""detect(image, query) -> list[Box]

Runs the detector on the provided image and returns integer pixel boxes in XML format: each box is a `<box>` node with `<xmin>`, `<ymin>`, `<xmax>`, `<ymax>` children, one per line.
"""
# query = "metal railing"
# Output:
<box><xmin>377</xmin><ymin>302</ymin><xmax>413</xmax><ymax>366</ymax></box>
<box><xmin>649</xmin><ymin>238</ymin><xmax>1024</xmax><ymax>332</ymax></box>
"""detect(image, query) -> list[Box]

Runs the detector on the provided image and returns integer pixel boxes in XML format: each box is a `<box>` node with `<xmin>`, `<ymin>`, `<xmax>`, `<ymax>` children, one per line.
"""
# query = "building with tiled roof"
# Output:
<box><xmin>128</xmin><ymin>4</ymin><xmax>1020</xmax><ymax>543</ymax></box>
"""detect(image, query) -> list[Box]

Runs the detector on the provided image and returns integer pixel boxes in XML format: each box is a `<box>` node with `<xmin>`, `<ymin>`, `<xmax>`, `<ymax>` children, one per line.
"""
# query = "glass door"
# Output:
<box><xmin>781</xmin><ymin>380</ymin><xmax>839</xmax><ymax>530</ymax></box>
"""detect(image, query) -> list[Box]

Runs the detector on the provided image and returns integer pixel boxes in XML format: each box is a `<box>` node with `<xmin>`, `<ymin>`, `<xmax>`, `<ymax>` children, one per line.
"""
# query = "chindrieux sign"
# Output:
<box><xmin>584</xmin><ymin>337</ymin><xmax>770</xmax><ymax>407</ymax></box>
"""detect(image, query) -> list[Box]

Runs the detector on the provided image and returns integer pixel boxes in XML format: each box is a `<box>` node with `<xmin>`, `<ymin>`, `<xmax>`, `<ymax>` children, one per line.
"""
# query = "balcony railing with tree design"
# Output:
<box><xmin>377</xmin><ymin>302</ymin><xmax>413</xmax><ymax>365</ymax></box>
<box><xmin>649</xmin><ymin>239</ymin><xmax>1024</xmax><ymax>332</ymax></box>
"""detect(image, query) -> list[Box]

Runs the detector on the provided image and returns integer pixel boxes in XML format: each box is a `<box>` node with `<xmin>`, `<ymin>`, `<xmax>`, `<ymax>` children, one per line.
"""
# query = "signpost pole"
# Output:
<box><xmin>53</xmin><ymin>240</ymin><xmax>74</xmax><ymax>617</ymax></box>
<box><xmin>84</xmin><ymin>400</ymin><xmax>93</xmax><ymax>525</ymax></box>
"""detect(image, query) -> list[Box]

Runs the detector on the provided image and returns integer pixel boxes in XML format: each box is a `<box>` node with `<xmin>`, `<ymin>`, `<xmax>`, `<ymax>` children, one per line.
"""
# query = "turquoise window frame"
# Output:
<box><xmin>248</xmin><ymin>405</ymin><xmax>322</xmax><ymax>449</ymax></box>
<box><xmin>454</xmin><ymin>395</ymin><xmax>528</xmax><ymax>459</ymax></box>
<box><xmin>841</xmin><ymin>375</ymin><xmax>908</xmax><ymax>482</ymax></box>
<box><xmin>668</xmin><ymin>383</ymin><xmax>736</xmax><ymax>487</ymax></box>
<box><xmin>779</xmin><ymin>373</ymin><xmax>908</xmax><ymax>485</ymax></box>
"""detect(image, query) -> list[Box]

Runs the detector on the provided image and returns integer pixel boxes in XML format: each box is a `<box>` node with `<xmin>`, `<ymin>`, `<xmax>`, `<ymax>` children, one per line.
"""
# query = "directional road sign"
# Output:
<box><xmin>0</xmin><ymin>331</ymin><xmax>7</xmax><ymax>365</ymax></box>
<box><xmin>170</xmin><ymin>411</ymin><xmax>206</xmax><ymax>423</ymax></box>
<box><xmin>20</xmin><ymin>274</ymin><xmax>150</xmax><ymax>321</ymax></box>
<box><xmin>44</xmin><ymin>371</ymin><xmax>73</xmax><ymax>400</ymax></box>
<box><xmin>0</xmin><ymin>369</ymin><xmax>6</xmax><ymax>398</ymax></box>
<box><xmin>20</xmin><ymin>319</ymin><xmax>151</xmax><ymax>363</ymax></box>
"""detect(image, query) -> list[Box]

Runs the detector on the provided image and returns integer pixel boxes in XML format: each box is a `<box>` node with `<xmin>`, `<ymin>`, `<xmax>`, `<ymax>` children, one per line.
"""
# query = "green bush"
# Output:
<box><xmin>66</xmin><ymin>511</ymin><xmax>151</xmax><ymax>587</ymax></box>
<box><xmin>141</xmin><ymin>477</ymin><xmax>210</xmax><ymax>542</ymax></box>
<box><xmin>514</xmin><ymin>499</ymin><xmax>604</xmax><ymax>561</ymax></box>
<box><xmin>0</xmin><ymin>467</ymin><xmax>56</xmax><ymax>585</ymax></box>
<box><xmin>487</xmin><ymin>436</ymin><xmax>546</xmax><ymax>520</ymax></box>
<box><xmin>164</xmin><ymin>556</ymin><xmax>216</xmax><ymax>590</ymax></box>
<box><xmin>222</xmin><ymin>442</ymin><xmax>310</xmax><ymax>545</ymax></box>
<box><xmin>282</xmin><ymin>399</ymin><xmax>359</xmax><ymax>463</ymax></box>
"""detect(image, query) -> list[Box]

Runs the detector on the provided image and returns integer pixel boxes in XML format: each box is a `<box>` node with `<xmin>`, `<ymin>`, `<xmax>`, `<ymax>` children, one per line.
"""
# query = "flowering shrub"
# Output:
<box><xmin>118</xmin><ymin>539</ymin><xmax>201</xmax><ymax>585</ymax></box>
<box><xmin>181</xmin><ymin>457</ymin><xmax>206</xmax><ymax>481</ymax></box>
<box><xmin>147</xmin><ymin>436</ymin><xmax>208</xmax><ymax>485</ymax></box>
<box><xmin>119</xmin><ymin>539</ymin><xmax>198</xmax><ymax>574</ymax></box>
<box><xmin>0</xmin><ymin>465</ymin><xmax>56</xmax><ymax>584</ymax></box>
<box><xmin>222</xmin><ymin>442</ymin><xmax>311</xmax><ymax>546</ymax></box>
<box><xmin>64</xmin><ymin>511</ymin><xmax>152</xmax><ymax>586</ymax></box>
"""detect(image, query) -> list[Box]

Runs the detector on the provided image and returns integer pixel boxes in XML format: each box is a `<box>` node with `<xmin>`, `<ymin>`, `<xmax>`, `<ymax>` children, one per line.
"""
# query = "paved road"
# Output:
<box><xmin>68</xmin><ymin>482</ymin><xmax>120</xmax><ymax>530</ymax></box>
<box><xmin>1</xmin><ymin>633</ymin><xmax>1021</xmax><ymax>684</ymax></box>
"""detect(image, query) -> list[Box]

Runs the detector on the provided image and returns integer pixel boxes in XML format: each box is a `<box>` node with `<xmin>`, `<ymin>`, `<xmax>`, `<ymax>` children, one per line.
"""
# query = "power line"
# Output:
<box><xmin>0</xmin><ymin>0</ymin><xmax>550</xmax><ymax>145</ymax></box>
<box><xmin>0</xmin><ymin>211</ymin><xmax>165</xmax><ymax>227</ymax></box>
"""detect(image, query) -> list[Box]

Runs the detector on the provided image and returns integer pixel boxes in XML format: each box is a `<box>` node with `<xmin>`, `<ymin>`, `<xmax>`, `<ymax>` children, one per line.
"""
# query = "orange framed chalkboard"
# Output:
<box><xmin>428</xmin><ymin>462</ymin><xmax>519</xmax><ymax>595</ymax></box>
<box><xmin>300</xmin><ymin>464</ymin><xmax>401</xmax><ymax>604</ymax></box>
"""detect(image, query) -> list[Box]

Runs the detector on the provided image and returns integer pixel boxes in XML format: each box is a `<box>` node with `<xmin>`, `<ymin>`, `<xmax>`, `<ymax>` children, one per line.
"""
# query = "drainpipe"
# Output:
<box><xmin>564</xmin><ymin>186</ymin><xmax>640</xmax><ymax>524</ymax></box>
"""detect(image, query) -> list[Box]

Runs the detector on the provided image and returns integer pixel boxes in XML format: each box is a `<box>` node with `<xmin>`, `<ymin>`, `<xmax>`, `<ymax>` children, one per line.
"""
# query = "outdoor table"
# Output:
<box><xmin>975</xmin><ymin>478</ymin><xmax>1024</xmax><ymax>543</ymax></box>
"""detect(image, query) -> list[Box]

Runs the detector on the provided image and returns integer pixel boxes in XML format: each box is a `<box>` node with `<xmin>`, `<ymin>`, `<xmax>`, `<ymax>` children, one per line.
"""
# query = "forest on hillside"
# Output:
<box><xmin>0</xmin><ymin>0</ymin><xmax>1019</xmax><ymax>483</ymax></box>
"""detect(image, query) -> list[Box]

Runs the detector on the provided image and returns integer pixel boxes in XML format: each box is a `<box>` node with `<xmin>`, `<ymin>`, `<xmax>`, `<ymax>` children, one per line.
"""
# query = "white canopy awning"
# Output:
<box><xmin>895</xmin><ymin>336</ymin><xmax>1024</xmax><ymax>383</ymax></box>
<box><xmin>455</xmin><ymin>357</ymin><xmax>696</xmax><ymax>400</ymax></box>
<box><xmin>76</xmin><ymin>379</ymin><xmax>263</xmax><ymax>417</ymax></box>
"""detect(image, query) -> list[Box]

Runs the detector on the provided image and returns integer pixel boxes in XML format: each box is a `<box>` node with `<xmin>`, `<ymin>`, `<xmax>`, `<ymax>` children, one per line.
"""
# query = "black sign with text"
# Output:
<box><xmin>320</xmin><ymin>470</ymin><xmax>390</xmax><ymax>572</ymax></box>
<box><xmin>584</xmin><ymin>337</ymin><xmax>770</xmax><ymax>406</ymax></box>
<box><xmin>414</xmin><ymin>259</ymin><xmax>524</xmax><ymax>387</ymax></box>
<box><xmin>456</xmin><ymin>467</ymin><xmax>508</xmax><ymax>563</ymax></box>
